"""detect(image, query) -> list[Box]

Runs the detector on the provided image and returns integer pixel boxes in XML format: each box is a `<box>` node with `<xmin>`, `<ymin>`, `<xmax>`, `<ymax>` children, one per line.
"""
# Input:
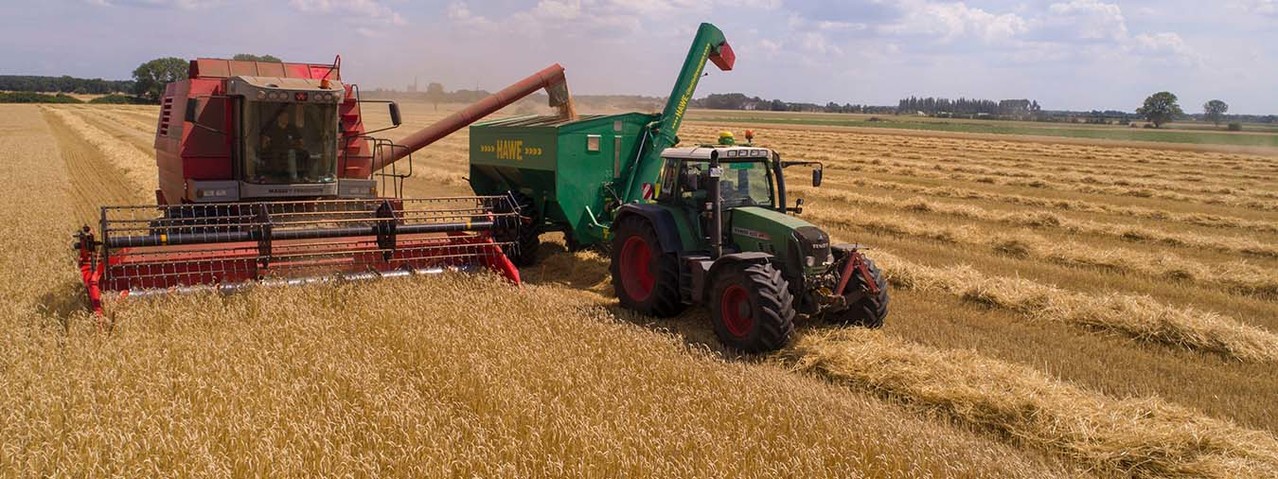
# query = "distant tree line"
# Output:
<box><xmin>896</xmin><ymin>96</ymin><xmax>1042</xmax><ymax>118</ymax></box>
<box><xmin>0</xmin><ymin>75</ymin><xmax>134</xmax><ymax>95</ymax></box>
<box><xmin>0</xmin><ymin>91</ymin><xmax>156</xmax><ymax>105</ymax></box>
<box><xmin>0</xmin><ymin>92</ymin><xmax>85</xmax><ymax>103</ymax></box>
<box><xmin>689</xmin><ymin>93</ymin><xmax>894</xmax><ymax>114</ymax></box>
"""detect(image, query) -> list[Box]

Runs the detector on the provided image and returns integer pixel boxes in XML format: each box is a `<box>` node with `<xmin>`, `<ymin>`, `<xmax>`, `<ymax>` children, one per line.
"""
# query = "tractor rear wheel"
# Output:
<box><xmin>610</xmin><ymin>216</ymin><xmax>684</xmax><ymax>317</ymax></box>
<box><xmin>497</xmin><ymin>191</ymin><xmax>541</xmax><ymax>267</ymax></box>
<box><xmin>710</xmin><ymin>262</ymin><xmax>795</xmax><ymax>353</ymax></box>
<box><xmin>828</xmin><ymin>256</ymin><xmax>889</xmax><ymax>328</ymax></box>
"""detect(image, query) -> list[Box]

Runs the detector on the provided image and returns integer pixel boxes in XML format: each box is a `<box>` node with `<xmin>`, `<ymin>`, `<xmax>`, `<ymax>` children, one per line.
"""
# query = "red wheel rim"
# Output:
<box><xmin>720</xmin><ymin>285</ymin><xmax>752</xmax><ymax>338</ymax></box>
<box><xmin>620</xmin><ymin>236</ymin><xmax>655</xmax><ymax>301</ymax></box>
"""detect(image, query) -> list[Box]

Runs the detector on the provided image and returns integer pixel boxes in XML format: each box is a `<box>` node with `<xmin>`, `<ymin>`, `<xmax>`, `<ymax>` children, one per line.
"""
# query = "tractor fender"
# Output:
<box><xmin>693</xmin><ymin>252</ymin><xmax>775</xmax><ymax>303</ymax></box>
<box><xmin>615</xmin><ymin>204</ymin><xmax>684</xmax><ymax>254</ymax></box>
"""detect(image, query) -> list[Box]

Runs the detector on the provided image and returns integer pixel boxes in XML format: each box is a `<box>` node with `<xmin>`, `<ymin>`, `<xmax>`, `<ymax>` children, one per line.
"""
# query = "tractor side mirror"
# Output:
<box><xmin>813</xmin><ymin>168</ymin><xmax>823</xmax><ymax>187</ymax></box>
<box><xmin>388</xmin><ymin>102</ymin><xmax>402</xmax><ymax>126</ymax></box>
<box><xmin>788</xmin><ymin>197</ymin><xmax>805</xmax><ymax>214</ymax></box>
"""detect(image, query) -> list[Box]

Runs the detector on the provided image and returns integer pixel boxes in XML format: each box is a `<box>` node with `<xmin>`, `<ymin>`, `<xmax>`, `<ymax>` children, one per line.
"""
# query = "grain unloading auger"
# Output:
<box><xmin>74</xmin><ymin>57</ymin><xmax>574</xmax><ymax>314</ymax></box>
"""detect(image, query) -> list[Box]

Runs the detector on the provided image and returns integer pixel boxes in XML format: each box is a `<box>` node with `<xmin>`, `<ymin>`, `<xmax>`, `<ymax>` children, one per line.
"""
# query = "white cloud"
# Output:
<box><xmin>446</xmin><ymin>1</ymin><xmax>493</xmax><ymax>28</ymax></box>
<box><xmin>883</xmin><ymin>1</ymin><xmax>1029</xmax><ymax>44</ymax></box>
<box><xmin>1230</xmin><ymin>0</ymin><xmax>1277</xmax><ymax>14</ymax></box>
<box><xmin>798</xmin><ymin>31</ymin><xmax>842</xmax><ymax>56</ymax></box>
<box><xmin>88</xmin><ymin>0</ymin><xmax>221</xmax><ymax>8</ymax></box>
<box><xmin>444</xmin><ymin>0</ymin><xmax>781</xmax><ymax>37</ymax></box>
<box><xmin>1043</xmin><ymin>0</ymin><xmax>1128</xmax><ymax>41</ymax></box>
<box><xmin>1130</xmin><ymin>32</ymin><xmax>1199</xmax><ymax>65</ymax></box>
<box><xmin>289</xmin><ymin>0</ymin><xmax>406</xmax><ymax>26</ymax></box>
<box><xmin>866</xmin><ymin>1</ymin><xmax>1199</xmax><ymax>67</ymax></box>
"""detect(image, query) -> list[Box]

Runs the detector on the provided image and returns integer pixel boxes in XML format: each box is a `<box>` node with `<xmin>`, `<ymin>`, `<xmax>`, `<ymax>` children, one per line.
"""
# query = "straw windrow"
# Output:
<box><xmin>871</xmin><ymin>250</ymin><xmax>1278</xmax><ymax>361</ymax></box>
<box><xmin>784</xmin><ymin>329</ymin><xmax>1278</xmax><ymax>478</ymax></box>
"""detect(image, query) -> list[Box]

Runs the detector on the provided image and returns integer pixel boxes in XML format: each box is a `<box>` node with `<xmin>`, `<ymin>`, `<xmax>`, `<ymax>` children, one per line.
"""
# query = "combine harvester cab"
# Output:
<box><xmin>75</xmin><ymin>57</ymin><xmax>574</xmax><ymax>314</ymax></box>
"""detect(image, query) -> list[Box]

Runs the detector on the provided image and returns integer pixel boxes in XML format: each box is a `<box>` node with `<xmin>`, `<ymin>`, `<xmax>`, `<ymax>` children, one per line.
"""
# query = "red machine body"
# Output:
<box><xmin>75</xmin><ymin>57</ymin><xmax>573</xmax><ymax>314</ymax></box>
<box><xmin>156</xmin><ymin>58</ymin><xmax>570</xmax><ymax>205</ymax></box>
<box><xmin>156</xmin><ymin>58</ymin><xmax>371</xmax><ymax>205</ymax></box>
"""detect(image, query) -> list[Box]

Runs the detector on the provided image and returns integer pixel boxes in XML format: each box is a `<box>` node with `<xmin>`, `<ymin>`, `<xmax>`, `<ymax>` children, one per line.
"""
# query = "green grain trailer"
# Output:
<box><xmin>470</xmin><ymin>112</ymin><xmax>654</xmax><ymax>259</ymax></box>
<box><xmin>468</xmin><ymin>23</ymin><xmax>889</xmax><ymax>352</ymax></box>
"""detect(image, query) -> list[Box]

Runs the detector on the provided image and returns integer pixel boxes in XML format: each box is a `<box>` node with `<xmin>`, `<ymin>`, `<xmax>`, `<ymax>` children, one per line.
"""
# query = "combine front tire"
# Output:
<box><xmin>610</xmin><ymin>216</ymin><xmax>684</xmax><ymax>317</ymax></box>
<box><xmin>828</xmin><ymin>257</ymin><xmax>889</xmax><ymax>328</ymax></box>
<box><xmin>710</xmin><ymin>262</ymin><xmax>795</xmax><ymax>353</ymax></box>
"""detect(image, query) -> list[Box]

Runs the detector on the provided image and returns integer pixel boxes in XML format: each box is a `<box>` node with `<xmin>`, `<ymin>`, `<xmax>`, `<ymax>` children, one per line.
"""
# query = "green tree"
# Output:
<box><xmin>132</xmin><ymin>57</ymin><xmax>188</xmax><ymax>102</ymax></box>
<box><xmin>1136</xmin><ymin>91</ymin><xmax>1183</xmax><ymax>128</ymax></box>
<box><xmin>425</xmin><ymin>82</ymin><xmax>445</xmax><ymax>111</ymax></box>
<box><xmin>1203</xmin><ymin>99</ymin><xmax>1229</xmax><ymax>127</ymax></box>
<box><xmin>232</xmin><ymin>53</ymin><xmax>283</xmax><ymax>63</ymax></box>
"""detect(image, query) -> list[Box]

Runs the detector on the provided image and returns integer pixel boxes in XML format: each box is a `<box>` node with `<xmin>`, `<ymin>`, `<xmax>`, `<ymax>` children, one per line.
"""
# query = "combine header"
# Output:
<box><xmin>75</xmin><ymin>57</ymin><xmax>571</xmax><ymax>313</ymax></box>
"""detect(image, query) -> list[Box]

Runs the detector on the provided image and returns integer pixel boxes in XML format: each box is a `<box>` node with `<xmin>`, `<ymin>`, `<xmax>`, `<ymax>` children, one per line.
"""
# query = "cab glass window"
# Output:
<box><xmin>243</xmin><ymin>103</ymin><xmax>338</xmax><ymax>184</ymax></box>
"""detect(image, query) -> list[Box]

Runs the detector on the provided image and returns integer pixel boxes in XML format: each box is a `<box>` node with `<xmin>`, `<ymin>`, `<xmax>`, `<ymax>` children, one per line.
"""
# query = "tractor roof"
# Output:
<box><xmin>661</xmin><ymin>146</ymin><xmax>773</xmax><ymax>160</ymax></box>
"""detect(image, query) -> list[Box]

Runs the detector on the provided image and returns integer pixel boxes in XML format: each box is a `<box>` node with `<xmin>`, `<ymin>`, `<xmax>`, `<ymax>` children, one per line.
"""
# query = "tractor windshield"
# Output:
<box><xmin>674</xmin><ymin>159</ymin><xmax>774</xmax><ymax>208</ymax></box>
<box><xmin>243</xmin><ymin>102</ymin><xmax>338</xmax><ymax>185</ymax></box>
<box><xmin>720</xmin><ymin>160</ymin><xmax>775</xmax><ymax>208</ymax></box>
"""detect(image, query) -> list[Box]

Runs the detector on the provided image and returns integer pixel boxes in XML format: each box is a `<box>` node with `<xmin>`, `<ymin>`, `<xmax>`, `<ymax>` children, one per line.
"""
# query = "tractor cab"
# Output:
<box><xmin>658</xmin><ymin>146</ymin><xmax>777</xmax><ymax>210</ymax></box>
<box><xmin>225</xmin><ymin>77</ymin><xmax>347</xmax><ymax>199</ymax></box>
<box><xmin>656</xmin><ymin>145</ymin><xmax>823</xmax><ymax>215</ymax></box>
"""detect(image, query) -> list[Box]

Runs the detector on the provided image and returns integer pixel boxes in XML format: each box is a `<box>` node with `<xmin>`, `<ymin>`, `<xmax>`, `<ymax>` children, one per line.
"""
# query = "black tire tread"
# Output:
<box><xmin>711</xmin><ymin>262</ymin><xmax>795</xmax><ymax>353</ymax></box>
<box><xmin>828</xmin><ymin>257</ymin><xmax>889</xmax><ymax>328</ymax></box>
<box><xmin>610</xmin><ymin>215</ymin><xmax>685</xmax><ymax>317</ymax></box>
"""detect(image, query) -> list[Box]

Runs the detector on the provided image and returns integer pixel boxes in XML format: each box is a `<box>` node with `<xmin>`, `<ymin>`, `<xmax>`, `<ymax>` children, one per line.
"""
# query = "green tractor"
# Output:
<box><xmin>609</xmin><ymin>141</ymin><xmax>888</xmax><ymax>352</ymax></box>
<box><xmin>467</xmin><ymin>22</ymin><xmax>888</xmax><ymax>352</ymax></box>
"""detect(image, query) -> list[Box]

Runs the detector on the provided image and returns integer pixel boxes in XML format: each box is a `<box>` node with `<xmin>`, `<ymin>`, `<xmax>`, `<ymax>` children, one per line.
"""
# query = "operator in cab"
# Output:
<box><xmin>259</xmin><ymin>107</ymin><xmax>311</xmax><ymax>181</ymax></box>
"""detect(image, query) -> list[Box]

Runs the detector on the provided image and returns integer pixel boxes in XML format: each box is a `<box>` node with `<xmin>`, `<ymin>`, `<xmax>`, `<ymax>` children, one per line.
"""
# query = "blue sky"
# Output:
<box><xmin>3</xmin><ymin>0</ymin><xmax>1275</xmax><ymax>113</ymax></box>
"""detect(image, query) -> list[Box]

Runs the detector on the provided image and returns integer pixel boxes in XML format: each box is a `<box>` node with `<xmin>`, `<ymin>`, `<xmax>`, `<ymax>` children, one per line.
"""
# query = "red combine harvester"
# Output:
<box><xmin>74</xmin><ymin>56</ymin><xmax>572</xmax><ymax>314</ymax></box>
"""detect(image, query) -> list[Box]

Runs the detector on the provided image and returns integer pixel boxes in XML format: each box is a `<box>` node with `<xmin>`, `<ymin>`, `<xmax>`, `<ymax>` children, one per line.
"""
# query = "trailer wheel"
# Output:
<box><xmin>498</xmin><ymin>191</ymin><xmax>541</xmax><ymax>267</ymax></box>
<box><xmin>610</xmin><ymin>215</ymin><xmax>684</xmax><ymax>317</ymax></box>
<box><xmin>827</xmin><ymin>256</ymin><xmax>889</xmax><ymax>328</ymax></box>
<box><xmin>710</xmin><ymin>262</ymin><xmax>795</xmax><ymax>353</ymax></box>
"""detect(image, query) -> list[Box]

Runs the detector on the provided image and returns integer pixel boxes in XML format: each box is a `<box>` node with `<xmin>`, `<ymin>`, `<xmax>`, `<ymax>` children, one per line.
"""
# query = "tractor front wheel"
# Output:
<box><xmin>710</xmin><ymin>262</ymin><xmax>795</xmax><ymax>353</ymax></box>
<box><xmin>610</xmin><ymin>216</ymin><xmax>684</xmax><ymax>317</ymax></box>
<box><xmin>827</xmin><ymin>256</ymin><xmax>889</xmax><ymax>328</ymax></box>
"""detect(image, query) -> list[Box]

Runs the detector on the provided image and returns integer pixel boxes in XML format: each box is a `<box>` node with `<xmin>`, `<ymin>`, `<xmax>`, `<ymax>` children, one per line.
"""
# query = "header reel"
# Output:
<box><xmin>75</xmin><ymin>196</ymin><xmax>522</xmax><ymax>314</ymax></box>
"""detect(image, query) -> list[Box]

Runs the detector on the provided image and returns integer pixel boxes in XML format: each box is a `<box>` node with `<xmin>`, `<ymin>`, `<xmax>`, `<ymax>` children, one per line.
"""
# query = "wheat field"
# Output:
<box><xmin>2</xmin><ymin>102</ymin><xmax>1276</xmax><ymax>477</ymax></box>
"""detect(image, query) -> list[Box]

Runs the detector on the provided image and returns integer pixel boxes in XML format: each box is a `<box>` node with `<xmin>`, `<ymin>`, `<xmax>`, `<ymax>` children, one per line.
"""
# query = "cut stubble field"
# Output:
<box><xmin>2</xmin><ymin>103</ymin><xmax>1277</xmax><ymax>477</ymax></box>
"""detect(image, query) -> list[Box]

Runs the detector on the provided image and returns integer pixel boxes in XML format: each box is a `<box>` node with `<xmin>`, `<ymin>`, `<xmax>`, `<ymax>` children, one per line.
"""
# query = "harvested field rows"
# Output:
<box><xmin>802</xmin><ymin>202</ymin><xmax>1278</xmax><ymax>299</ymax></box>
<box><xmin>806</xmin><ymin>186</ymin><xmax>1278</xmax><ymax>258</ymax></box>
<box><xmin>5</xmin><ymin>104</ymin><xmax>1276</xmax><ymax>477</ymax></box>
<box><xmin>4</xmin><ymin>104</ymin><xmax>1079</xmax><ymax>478</ymax></box>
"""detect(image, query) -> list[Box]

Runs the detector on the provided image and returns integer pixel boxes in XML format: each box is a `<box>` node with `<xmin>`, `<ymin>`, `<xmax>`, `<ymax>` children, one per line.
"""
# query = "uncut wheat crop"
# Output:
<box><xmin>2</xmin><ymin>102</ymin><xmax>1277</xmax><ymax>478</ymax></box>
